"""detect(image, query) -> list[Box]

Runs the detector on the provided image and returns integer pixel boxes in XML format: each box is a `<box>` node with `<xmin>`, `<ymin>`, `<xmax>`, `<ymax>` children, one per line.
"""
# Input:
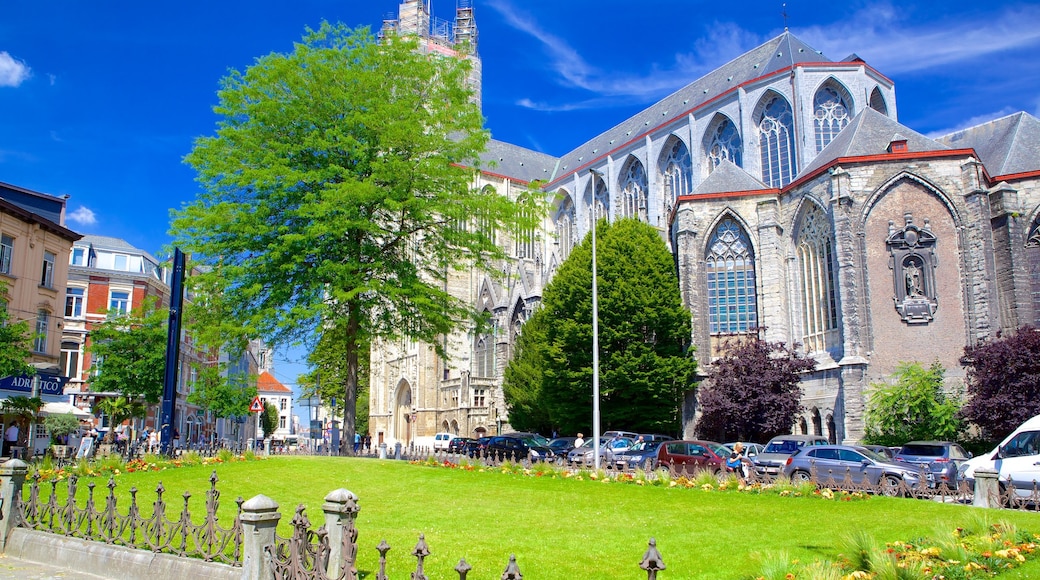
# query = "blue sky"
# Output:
<box><xmin>2</xmin><ymin>0</ymin><xmax>1039</xmax><ymax>391</ymax></box>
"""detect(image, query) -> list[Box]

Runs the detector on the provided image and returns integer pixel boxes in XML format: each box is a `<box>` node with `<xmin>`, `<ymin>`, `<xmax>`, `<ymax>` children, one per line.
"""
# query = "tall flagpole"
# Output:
<box><xmin>589</xmin><ymin>168</ymin><xmax>603</xmax><ymax>470</ymax></box>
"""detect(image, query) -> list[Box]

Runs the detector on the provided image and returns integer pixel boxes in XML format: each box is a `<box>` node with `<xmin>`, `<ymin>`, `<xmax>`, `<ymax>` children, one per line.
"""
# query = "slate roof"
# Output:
<box><xmin>797</xmin><ymin>107</ymin><xmax>950</xmax><ymax>177</ymax></box>
<box><xmin>688</xmin><ymin>159</ymin><xmax>772</xmax><ymax>196</ymax></box>
<box><xmin>479</xmin><ymin>139</ymin><xmax>560</xmax><ymax>184</ymax></box>
<box><xmin>257</xmin><ymin>371</ymin><xmax>292</xmax><ymax>394</ymax></box>
<box><xmin>78</xmin><ymin>234</ymin><xmax>162</xmax><ymax>267</ymax></box>
<box><xmin>936</xmin><ymin>112</ymin><xmax>1040</xmax><ymax>178</ymax></box>
<box><xmin>551</xmin><ymin>32</ymin><xmax>831</xmax><ymax>180</ymax></box>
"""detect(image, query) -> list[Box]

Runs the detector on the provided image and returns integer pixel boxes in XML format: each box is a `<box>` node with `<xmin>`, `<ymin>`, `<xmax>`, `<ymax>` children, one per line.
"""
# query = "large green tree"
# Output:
<box><xmin>863</xmin><ymin>361</ymin><xmax>962</xmax><ymax>447</ymax></box>
<box><xmin>0</xmin><ymin>281</ymin><xmax>35</xmax><ymax>378</ymax></box>
<box><xmin>88</xmin><ymin>297</ymin><xmax>168</xmax><ymax>404</ymax></box>
<box><xmin>172</xmin><ymin>23</ymin><xmax>535</xmax><ymax>454</ymax></box>
<box><xmin>503</xmin><ymin>218</ymin><xmax>697</xmax><ymax>436</ymax></box>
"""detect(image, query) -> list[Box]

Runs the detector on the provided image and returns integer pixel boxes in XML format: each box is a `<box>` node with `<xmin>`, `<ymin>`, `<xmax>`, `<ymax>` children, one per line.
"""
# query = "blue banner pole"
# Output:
<box><xmin>159</xmin><ymin>248</ymin><xmax>186</xmax><ymax>456</ymax></box>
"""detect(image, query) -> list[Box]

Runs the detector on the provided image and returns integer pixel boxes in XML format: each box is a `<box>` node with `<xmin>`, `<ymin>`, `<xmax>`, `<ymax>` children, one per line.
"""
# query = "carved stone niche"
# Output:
<box><xmin>887</xmin><ymin>213</ymin><xmax>938</xmax><ymax>324</ymax></box>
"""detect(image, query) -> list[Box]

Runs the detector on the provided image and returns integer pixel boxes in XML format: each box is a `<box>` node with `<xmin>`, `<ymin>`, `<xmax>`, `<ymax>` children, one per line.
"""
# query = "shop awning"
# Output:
<box><xmin>39</xmin><ymin>402</ymin><xmax>92</xmax><ymax>419</ymax></box>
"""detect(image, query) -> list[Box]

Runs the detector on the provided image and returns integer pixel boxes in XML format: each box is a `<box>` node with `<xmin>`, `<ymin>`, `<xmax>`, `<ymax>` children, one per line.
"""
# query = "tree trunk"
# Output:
<box><xmin>340</xmin><ymin>299</ymin><xmax>360</xmax><ymax>456</ymax></box>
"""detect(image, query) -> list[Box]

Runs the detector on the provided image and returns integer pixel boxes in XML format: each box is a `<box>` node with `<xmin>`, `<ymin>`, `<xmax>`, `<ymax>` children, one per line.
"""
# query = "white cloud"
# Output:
<box><xmin>794</xmin><ymin>3</ymin><xmax>1040</xmax><ymax>74</ymax></box>
<box><xmin>68</xmin><ymin>206</ymin><xmax>97</xmax><ymax>226</ymax></box>
<box><xmin>0</xmin><ymin>51</ymin><xmax>31</xmax><ymax>87</ymax></box>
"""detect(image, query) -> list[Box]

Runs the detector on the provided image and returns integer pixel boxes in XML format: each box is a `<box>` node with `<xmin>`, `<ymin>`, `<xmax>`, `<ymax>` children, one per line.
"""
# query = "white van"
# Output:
<box><xmin>960</xmin><ymin>414</ymin><xmax>1040</xmax><ymax>498</ymax></box>
<box><xmin>433</xmin><ymin>432</ymin><xmax>455</xmax><ymax>450</ymax></box>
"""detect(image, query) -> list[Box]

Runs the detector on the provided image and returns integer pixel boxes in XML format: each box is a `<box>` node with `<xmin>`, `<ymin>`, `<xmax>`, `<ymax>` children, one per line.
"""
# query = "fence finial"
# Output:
<box><xmin>455</xmin><ymin>558</ymin><xmax>472</xmax><ymax>579</ymax></box>
<box><xmin>639</xmin><ymin>537</ymin><xmax>666</xmax><ymax>579</ymax></box>
<box><xmin>501</xmin><ymin>554</ymin><xmax>522</xmax><ymax>579</ymax></box>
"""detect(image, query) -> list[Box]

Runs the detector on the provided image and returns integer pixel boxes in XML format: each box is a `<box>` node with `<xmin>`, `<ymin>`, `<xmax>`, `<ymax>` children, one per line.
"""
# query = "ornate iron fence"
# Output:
<box><xmin>16</xmin><ymin>469</ymin><xmax>243</xmax><ymax>564</ymax></box>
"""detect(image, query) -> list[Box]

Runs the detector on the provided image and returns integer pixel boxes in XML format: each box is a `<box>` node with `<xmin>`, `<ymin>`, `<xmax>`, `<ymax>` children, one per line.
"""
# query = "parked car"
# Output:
<box><xmin>447</xmin><ymin>437</ymin><xmax>474</xmax><ymax>454</ymax></box>
<box><xmin>548</xmin><ymin>437</ymin><xmax>578</xmax><ymax>455</ymax></box>
<box><xmin>655</xmin><ymin>440</ymin><xmax>729</xmax><ymax>472</ymax></box>
<box><xmin>637</xmin><ymin>433</ymin><xmax>675</xmax><ymax>443</ymax></box>
<box><xmin>603</xmin><ymin>430</ymin><xmax>639</xmax><ymax>440</ymax></box>
<box><xmin>464</xmin><ymin>436</ymin><xmax>492</xmax><ymax>457</ymax></box>
<box><xmin>862</xmin><ymin>445</ymin><xmax>897</xmax><ymax>460</ymax></box>
<box><xmin>485</xmin><ymin>435</ymin><xmax>555</xmax><ymax>461</ymax></box>
<box><xmin>724</xmin><ymin>442</ymin><xmax>763</xmax><ymax>460</ymax></box>
<box><xmin>960</xmin><ymin>413</ymin><xmax>1040</xmax><ymax>500</ymax></box>
<box><xmin>433</xmin><ymin>432</ymin><xmax>456</xmax><ymax>451</ymax></box>
<box><xmin>505</xmin><ymin>432</ymin><xmax>553</xmax><ymax>448</ymax></box>
<box><xmin>753</xmin><ymin>435</ymin><xmax>830</xmax><ymax>476</ymax></box>
<box><xmin>567</xmin><ymin>436</ymin><xmax>635</xmax><ymax>467</ymax></box>
<box><xmin>614</xmin><ymin>439</ymin><xmax>665</xmax><ymax>470</ymax></box>
<box><xmin>893</xmin><ymin>441</ymin><xmax>971</xmax><ymax>487</ymax></box>
<box><xmin>782</xmin><ymin>444</ymin><xmax>926</xmax><ymax>496</ymax></box>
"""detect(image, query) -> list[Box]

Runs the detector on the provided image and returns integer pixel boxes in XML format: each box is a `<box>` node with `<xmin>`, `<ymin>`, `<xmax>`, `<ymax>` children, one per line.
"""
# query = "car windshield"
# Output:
<box><xmin>628</xmin><ymin>441</ymin><xmax>660</xmax><ymax>452</ymax></box>
<box><xmin>857</xmin><ymin>447</ymin><xmax>889</xmax><ymax>462</ymax></box>
<box><xmin>899</xmin><ymin>444</ymin><xmax>945</xmax><ymax>457</ymax></box>
<box><xmin>764</xmin><ymin>439</ymin><xmax>805</xmax><ymax>454</ymax></box>
<box><xmin>709</xmin><ymin>443</ymin><xmax>730</xmax><ymax>457</ymax></box>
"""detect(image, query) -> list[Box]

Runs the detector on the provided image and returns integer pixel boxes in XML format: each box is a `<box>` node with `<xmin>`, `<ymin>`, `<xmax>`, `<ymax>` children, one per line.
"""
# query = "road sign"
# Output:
<box><xmin>249</xmin><ymin>396</ymin><xmax>263</xmax><ymax>413</ymax></box>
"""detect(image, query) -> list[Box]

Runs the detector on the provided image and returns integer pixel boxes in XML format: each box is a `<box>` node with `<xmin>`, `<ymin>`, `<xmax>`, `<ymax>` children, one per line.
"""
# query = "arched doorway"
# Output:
<box><xmin>393</xmin><ymin>380</ymin><xmax>413</xmax><ymax>444</ymax></box>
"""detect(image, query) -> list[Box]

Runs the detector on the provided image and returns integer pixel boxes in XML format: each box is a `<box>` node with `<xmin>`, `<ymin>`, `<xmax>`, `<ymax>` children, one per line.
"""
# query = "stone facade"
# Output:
<box><xmin>369</xmin><ymin>0</ymin><xmax>1040</xmax><ymax>446</ymax></box>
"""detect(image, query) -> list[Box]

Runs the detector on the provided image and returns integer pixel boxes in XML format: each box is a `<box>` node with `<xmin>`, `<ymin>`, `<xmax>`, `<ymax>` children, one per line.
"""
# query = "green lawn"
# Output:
<box><xmin>26</xmin><ymin>456</ymin><xmax>1040</xmax><ymax>579</ymax></box>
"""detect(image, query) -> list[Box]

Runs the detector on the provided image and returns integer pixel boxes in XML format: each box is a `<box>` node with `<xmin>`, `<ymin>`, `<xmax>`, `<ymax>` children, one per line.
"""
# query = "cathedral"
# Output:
<box><xmin>368</xmin><ymin>0</ymin><xmax>1040</xmax><ymax>446</ymax></box>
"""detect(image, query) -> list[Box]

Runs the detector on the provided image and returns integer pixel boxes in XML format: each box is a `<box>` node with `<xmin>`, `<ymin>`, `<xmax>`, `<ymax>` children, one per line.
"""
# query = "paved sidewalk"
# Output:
<box><xmin>0</xmin><ymin>555</ymin><xmax>109</xmax><ymax>579</ymax></box>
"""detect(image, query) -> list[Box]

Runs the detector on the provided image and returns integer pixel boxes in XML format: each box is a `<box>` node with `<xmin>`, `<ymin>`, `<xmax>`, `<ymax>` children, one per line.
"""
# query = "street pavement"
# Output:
<box><xmin>0</xmin><ymin>555</ymin><xmax>108</xmax><ymax>579</ymax></box>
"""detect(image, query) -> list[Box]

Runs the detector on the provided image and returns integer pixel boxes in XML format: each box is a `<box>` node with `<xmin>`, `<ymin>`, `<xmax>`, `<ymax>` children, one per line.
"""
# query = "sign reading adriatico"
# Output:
<box><xmin>0</xmin><ymin>372</ymin><xmax>68</xmax><ymax>396</ymax></box>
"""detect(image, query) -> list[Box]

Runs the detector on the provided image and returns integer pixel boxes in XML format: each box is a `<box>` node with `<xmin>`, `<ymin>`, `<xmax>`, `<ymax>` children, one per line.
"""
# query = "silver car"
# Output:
<box><xmin>782</xmin><ymin>444</ymin><xmax>926</xmax><ymax>496</ymax></box>
<box><xmin>566</xmin><ymin>437</ymin><xmax>635</xmax><ymax>467</ymax></box>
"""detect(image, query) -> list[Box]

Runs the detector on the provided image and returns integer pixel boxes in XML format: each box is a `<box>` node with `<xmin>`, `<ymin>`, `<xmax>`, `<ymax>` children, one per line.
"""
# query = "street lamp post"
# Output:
<box><xmin>589</xmin><ymin>168</ymin><xmax>603</xmax><ymax>470</ymax></box>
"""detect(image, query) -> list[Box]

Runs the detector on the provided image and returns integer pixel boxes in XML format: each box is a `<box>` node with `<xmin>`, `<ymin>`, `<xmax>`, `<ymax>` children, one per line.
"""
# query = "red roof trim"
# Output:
<box><xmin>783</xmin><ymin>149</ymin><xmax>981</xmax><ymax>190</ymax></box>
<box><xmin>991</xmin><ymin>170</ymin><xmax>1040</xmax><ymax>183</ymax></box>
<box><xmin>676</xmin><ymin>188</ymin><xmax>780</xmax><ymax>204</ymax></box>
<box><xmin>546</xmin><ymin>61</ymin><xmax>893</xmax><ymax>189</ymax></box>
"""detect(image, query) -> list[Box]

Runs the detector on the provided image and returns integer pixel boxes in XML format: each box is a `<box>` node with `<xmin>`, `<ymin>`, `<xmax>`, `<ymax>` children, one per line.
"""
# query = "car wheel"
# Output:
<box><xmin>791</xmin><ymin>470</ymin><xmax>812</xmax><ymax>484</ymax></box>
<box><xmin>881</xmin><ymin>475</ymin><xmax>902</xmax><ymax>497</ymax></box>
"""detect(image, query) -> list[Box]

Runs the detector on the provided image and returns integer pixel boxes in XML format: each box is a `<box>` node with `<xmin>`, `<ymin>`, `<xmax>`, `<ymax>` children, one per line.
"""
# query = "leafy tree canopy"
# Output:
<box><xmin>186</xmin><ymin>363</ymin><xmax>257</xmax><ymax>421</ymax></box>
<box><xmin>695</xmin><ymin>334</ymin><xmax>816</xmax><ymax>443</ymax></box>
<box><xmin>0</xmin><ymin>281</ymin><xmax>36</xmax><ymax>378</ymax></box>
<box><xmin>43</xmin><ymin>412</ymin><xmax>80</xmax><ymax>442</ymax></box>
<box><xmin>503</xmin><ymin>218</ymin><xmax>697</xmax><ymax>436</ymax></box>
<box><xmin>96</xmin><ymin>396</ymin><xmax>147</xmax><ymax>443</ymax></box>
<box><xmin>863</xmin><ymin>361</ymin><xmax>962</xmax><ymax>447</ymax></box>
<box><xmin>260</xmin><ymin>402</ymin><xmax>279</xmax><ymax>439</ymax></box>
<box><xmin>960</xmin><ymin>326</ymin><xmax>1040</xmax><ymax>443</ymax></box>
<box><xmin>87</xmin><ymin>296</ymin><xmax>168</xmax><ymax>404</ymax></box>
<box><xmin>171</xmin><ymin>23</ymin><xmax>538</xmax><ymax>453</ymax></box>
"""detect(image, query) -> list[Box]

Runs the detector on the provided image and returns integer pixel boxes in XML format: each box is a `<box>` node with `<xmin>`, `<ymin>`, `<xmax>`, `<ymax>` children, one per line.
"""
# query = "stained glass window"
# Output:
<box><xmin>797</xmin><ymin>204</ymin><xmax>839</xmax><ymax>352</ymax></box>
<box><xmin>706</xmin><ymin>218</ymin><xmax>757</xmax><ymax>334</ymax></box>
<box><xmin>757</xmin><ymin>94</ymin><xmax>796</xmax><ymax>187</ymax></box>
<box><xmin>620</xmin><ymin>159</ymin><xmax>647</xmax><ymax>221</ymax></box>
<box><xmin>707</xmin><ymin>118</ymin><xmax>742</xmax><ymax>172</ymax></box>
<box><xmin>814</xmin><ymin>85</ymin><xmax>851</xmax><ymax>152</ymax></box>
<box><xmin>661</xmin><ymin>139</ymin><xmax>692</xmax><ymax>214</ymax></box>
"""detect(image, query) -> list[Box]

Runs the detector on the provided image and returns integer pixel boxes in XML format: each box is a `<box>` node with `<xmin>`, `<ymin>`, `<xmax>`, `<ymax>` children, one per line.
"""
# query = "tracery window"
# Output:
<box><xmin>757</xmin><ymin>94</ymin><xmax>796</xmax><ymax>187</ymax></box>
<box><xmin>514</xmin><ymin>193</ymin><xmax>537</xmax><ymax>259</ymax></box>
<box><xmin>474</xmin><ymin>333</ymin><xmax>495</xmax><ymax>378</ymax></box>
<box><xmin>796</xmin><ymin>204</ymin><xmax>839</xmax><ymax>353</ymax></box>
<box><xmin>706</xmin><ymin>217</ymin><xmax>757</xmax><ymax>334</ymax></box>
<box><xmin>477</xmin><ymin>185</ymin><xmax>497</xmax><ymax>246</ymax></box>
<box><xmin>814</xmin><ymin>84</ymin><xmax>851</xmax><ymax>152</ymax></box>
<box><xmin>554</xmin><ymin>193</ymin><xmax>576</xmax><ymax>260</ymax></box>
<box><xmin>1026</xmin><ymin>215</ymin><xmax>1040</xmax><ymax>326</ymax></box>
<box><xmin>660</xmin><ymin>138</ymin><xmax>692</xmax><ymax>215</ymax></box>
<box><xmin>620</xmin><ymin>159</ymin><xmax>648</xmax><ymax>221</ymax></box>
<box><xmin>706</xmin><ymin>117</ymin><xmax>742</xmax><ymax>173</ymax></box>
<box><xmin>586</xmin><ymin>173</ymin><xmax>609</xmax><ymax>229</ymax></box>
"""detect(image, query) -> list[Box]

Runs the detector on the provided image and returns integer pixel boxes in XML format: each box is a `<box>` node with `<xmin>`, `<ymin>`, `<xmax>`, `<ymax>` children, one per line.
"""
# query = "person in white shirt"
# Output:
<box><xmin>573</xmin><ymin>432</ymin><xmax>585</xmax><ymax>449</ymax></box>
<box><xmin>4</xmin><ymin>422</ymin><xmax>20</xmax><ymax>457</ymax></box>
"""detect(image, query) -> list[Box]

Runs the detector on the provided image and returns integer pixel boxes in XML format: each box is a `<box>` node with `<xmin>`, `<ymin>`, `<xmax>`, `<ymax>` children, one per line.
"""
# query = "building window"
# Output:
<box><xmin>473</xmin><ymin>388</ymin><xmax>486</xmax><ymax>407</ymax></box>
<box><xmin>706</xmin><ymin>217</ymin><xmax>757</xmax><ymax>334</ymax></box>
<box><xmin>757</xmin><ymin>94</ymin><xmax>796</xmax><ymax>187</ymax></box>
<box><xmin>660</xmin><ymin>138</ymin><xmax>692</xmax><ymax>215</ymax></box>
<box><xmin>109</xmin><ymin>290</ymin><xmax>130</xmax><ymax>315</ymax></box>
<box><xmin>70</xmin><ymin>247</ymin><xmax>87</xmax><ymax>266</ymax></box>
<box><xmin>868</xmin><ymin>87</ymin><xmax>888</xmax><ymax>115</ymax></box>
<box><xmin>554</xmin><ymin>194</ymin><xmax>576</xmax><ymax>260</ymax></box>
<box><xmin>0</xmin><ymin>235</ymin><xmax>13</xmax><ymax>275</ymax></box>
<box><xmin>113</xmin><ymin>254</ymin><xmax>129</xmax><ymax>271</ymax></box>
<box><xmin>60</xmin><ymin>341</ymin><xmax>82</xmax><ymax>380</ymax></box>
<box><xmin>279</xmin><ymin>416</ymin><xmax>286</xmax><ymax>429</ymax></box>
<box><xmin>280</xmin><ymin>398</ymin><xmax>287</xmax><ymax>410</ymax></box>
<box><xmin>65</xmin><ymin>287</ymin><xmax>85</xmax><ymax>318</ymax></box>
<box><xmin>41</xmin><ymin>251</ymin><xmax>56</xmax><ymax>288</ymax></box>
<box><xmin>474</xmin><ymin>333</ymin><xmax>495</xmax><ymax>378</ymax></box>
<box><xmin>586</xmin><ymin>173</ymin><xmax>609</xmax><ymax>229</ymax></box>
<box><xmin>620</xmin><ymin>158</ymin><xmax>648</xmax><ymax>221</ymax></box>
<box><xmin>706</xmin><ymin>117</ymin><xmax>742</xmax><ymax>173</ymax></box>
<box><xmin>34</xmin><ymin>310</ymin><xmax>49</xmax><ymax>353</ymax></box>
<box><xmin>797</xmin><ymin>204</ymin><xmax>839</xmax><ymax>353</ymax></box>
<box><xmin>813</xmin><ymin>84</ymin><xmax>852</xmax><ymax>152</ymax></box>
<box><xmin>513</xmin><ymin>194</ymin><xmax>537</xmax><ymax>259</ymax></box>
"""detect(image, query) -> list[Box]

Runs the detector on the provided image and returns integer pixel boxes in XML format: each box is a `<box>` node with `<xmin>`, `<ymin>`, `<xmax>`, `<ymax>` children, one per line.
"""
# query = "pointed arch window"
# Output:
<box><xmin>814</xmin><ymin>85</ymin><xmax>851</xmax><ymax>152</ymax></box>
<box><xmin>706</xmin><ymin>118</ymin><xmax>742</xmax><ymax>172</ymax></box>
<box><xmin>661</xmin><ymin>138</ymin><xmax>692</xmax><ymax>215</ymax></box>
<box><xmin>554</xmin><ymin>193</ymin><xmax>576</xmax><ymax>260</ymax></box>
<box><xmin>706</xmin><ymin>217</ymin><xmax>757</xmax><ymax>334</ymax></box>
<box><xmin>514</xmin><ymin>193</ymin><xmax>537</xmax><ymax>259</ymax></box>
<box><xmin>474</xmin><ymin>332</ymin><xmax>495</xmax><ymax>378</ymax></box>
<box><xmin>477</xmin><ymin>185</ymin><xmax>498</xmax><ymax>247</ymax></box>
<box><xmin>757</xmin><ymin>94</ymin><xmax>796</xmax><ymax>187</ymax></box>
<box><xmin>620</xmin><ymin>159</ymin><xmax>648</xmax><ymax>221</ymax></box>
<box><xmin>869</xmin><ymin>87</ymin><xmax>888</xmax><ymax>116</ymax></box>
<box><xmin>1027</xmin><ymin>215</ymin><xmax>1040</xmax><ymax>326</ymax></box>
<box><xmin>586</xmin><ymin>174</ymin><xmax>609</xmax><ymax>229</ymax></box>
<box><xmin>797</xmin><ymin>204</ymin><xmax>839</xmax><ymax>353</ymax></box>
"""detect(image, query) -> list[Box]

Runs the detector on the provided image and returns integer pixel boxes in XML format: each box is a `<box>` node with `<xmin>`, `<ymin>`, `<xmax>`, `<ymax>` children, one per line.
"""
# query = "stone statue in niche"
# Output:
<box><xmin>887</xmin><ymin>213</ymin><xmax>938</xmax><ymax>324</ymax></box>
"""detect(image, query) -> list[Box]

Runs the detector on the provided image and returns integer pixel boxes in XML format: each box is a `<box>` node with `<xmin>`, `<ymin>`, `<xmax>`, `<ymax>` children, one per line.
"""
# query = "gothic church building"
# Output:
<box><xmin>369</xmin><ymin>0</ymin><xmax>1040</xmax><ymax>446</ymax></box>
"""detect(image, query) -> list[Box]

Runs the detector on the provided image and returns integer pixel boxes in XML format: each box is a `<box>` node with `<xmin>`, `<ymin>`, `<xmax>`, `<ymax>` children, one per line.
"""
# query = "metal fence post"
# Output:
<box><xmin>322</xmin><ymin>488</ymin><xmax>359</xmax><ymax>579</ymax></box>
<box><xmin>972</xmin><ymin>468</ymin><xmax>1000</xmax><ymax>508</ymax></box>
<box><xmin>0</xmin><ymin>459</ymin><xmax>28</xmax><ymax>553</ymax></box>
<box><xmin>240</xmin><ymin>494</ymin><xmax>281</xmax><ymax>580</ymax></box>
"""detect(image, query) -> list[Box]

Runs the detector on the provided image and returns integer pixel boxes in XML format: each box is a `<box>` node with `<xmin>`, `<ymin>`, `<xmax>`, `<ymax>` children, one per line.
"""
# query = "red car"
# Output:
<box><xmin>656</xmin><ymin>440</ymin><xmax>729</xmax><ymax>472</ymax></box>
